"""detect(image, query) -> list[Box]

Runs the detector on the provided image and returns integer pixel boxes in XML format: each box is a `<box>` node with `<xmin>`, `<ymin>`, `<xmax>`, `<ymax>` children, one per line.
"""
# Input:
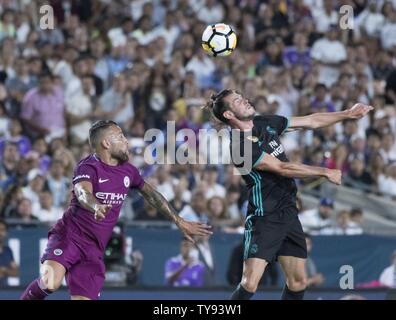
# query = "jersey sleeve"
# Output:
<box><xmin>72</xmin><ymin>164</ymin><xmax>97</xmax><ymax>185</ymax></box>
<box><xmin>129</xmin><ymin>165</ymin><xmax>145</xmax><ymax>189</ymax></box>
<box><xmin>268</xmin><ymin>115</ymin><xmax>289</xmax><ymax>135</ymax></box>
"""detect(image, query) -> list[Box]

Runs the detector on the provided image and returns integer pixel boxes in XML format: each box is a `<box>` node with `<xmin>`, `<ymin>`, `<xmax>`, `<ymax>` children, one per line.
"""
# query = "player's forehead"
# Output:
<box><xmin>225</xmin><ymin>91</ymin><xmax>243</xmax><ymax>104</ymax></box>
<box><xmin>107</xmin><ymin>125</ymin><xmax>123</xmax><ymax>136</ymax></box>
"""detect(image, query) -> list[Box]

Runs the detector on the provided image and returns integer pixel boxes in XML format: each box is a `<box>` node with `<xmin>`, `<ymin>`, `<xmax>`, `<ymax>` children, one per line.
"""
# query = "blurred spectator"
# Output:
<box><xmin>207</xmin><ymin>196</ymin><xmax>234</xmax><ymax>229</ymax></box>
<box><xmin>155</xmin><ymin>165</ymin><xmax>175</xmax><ymax>202</ymax></box>
<box><xmin>14</xmin><ymin>198</ymin><xmax>38</xmax><ymax>223</ymax></box>
<box><xmin>344</xmin><ymin>158</ymin><xmax>374</xmax><ymax>190</ymax></box>
<box><xmin>311</xmin><ymin>83</ymin><xmax>335</xmax><ymax>113</ymax></box>
<box><xmin>66</xmin><ymin>75</ymin><xmax>94</xmax><ymax>145</ymax></box>
<box><xmin>46</xmin><ymin>160</ymin><xmax>70</xmax><ymax>208</ymax></box>
<box><xmin>0</xmin><ymin>219</ymin><xmax>18</xmax><ymax>287</ymax></box>
<box><xmin>34</xmin><ymin>191</ymin><xmax>63</xmax><ymax>224</ymax></box>
<box><xmin>135</xmin><ymin>200</ymin><xmax>167</xmax><ymax>221</ymax></box>
<box><xmin>20</xmin><ymin>72</ymin><xmax>65</xmax><ymax>141</ymax></box>
<box><xmin>311</xmin><ymin>26</ymin><xmax>347</xmax><ymax>87</ymax></box>
<box><xmin>305</xmin><ymin>233</ymin><xmax>325</xmax><ymax>287</ymax></box>
<box><xmin>0</xmin><ymin>119</ymin><xmax>31</xmax><ymax>157</ymax></box>
<box><xmin>311</xmin><ymin>0</ymin><xmax>338</xmax><ymax>34</ymax></box>
<box><xmin>96</xmin><ymin>73</ymin><xmax>134</xmax><ymax>129</ymax></box>
<box><xmin>179</xmin><ymin>190</ymin><xmax>209</xmax><ymax>223</ymax></box>
<box><xmin>298</xmin><ymin>197</ymin><xmax>334</xmax><ymax>234</ymax></box>
<box><xmin>379</xmin><ymin>250</ymin><xmax>396</xmax><ymax>288</ymax></box>
<box><xmin>201</xmin><ymin>166</ymin><xmax>226</xmax><ymax>199</ymax></box>
<box><xmin>283</xmin><ymin>32</ymin><xmax>311</xmax><ymax>71</ymax></box>
<box><xmin>378</xmin><ymin>163</ymin><xmax>396</xmax><ymax>199</ymax></box>
<box><xmin>21</xmin><ymin>169</ymin><xmax>45</xmax><ymax>209</ymax></box>
<box><xmin>164</xmin><ymin>238</ymin><xmax>205</xmax><ymax>287</ymax></box>
<box><xmin>0</xmin><ymin>141</ymin><xmax>20</xmax><ymax>190</ymax></box>
<box><xmin>321</xmin><ymin>210</ymin><xmax>363</xmax><ymax>235</ymax></box>
<box><xmin>0</xmin><ymin>185</ymin><xmax>23</xmax><ymax>218</ymax></box>
<box><xmin>350</xmin><ymin>207</ymin><xmax>364</xmax><ymax>232</ymax></box>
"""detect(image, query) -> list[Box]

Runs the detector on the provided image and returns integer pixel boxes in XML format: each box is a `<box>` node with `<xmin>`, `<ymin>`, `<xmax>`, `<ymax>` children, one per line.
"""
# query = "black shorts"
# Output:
<box><xmin>243</xmin><ymin>206</ymin><xmax>307</xmax><ymax>262</ymax></box>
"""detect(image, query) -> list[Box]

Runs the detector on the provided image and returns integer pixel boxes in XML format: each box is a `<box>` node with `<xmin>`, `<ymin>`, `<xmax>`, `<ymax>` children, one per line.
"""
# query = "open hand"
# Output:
<box><xmin>347</xmin><ymin>103</ymin><xmax>374</xmax><ymax>119</ymax></box>
<box><xmin>177</xmin><ymin>220</ymin><xmax>213</xmax><ymax>243</ymax></box>
<box><xmin>94</xmin><ymin>204</ymin><xmax>112</xmax><ymax>221</ymax></box>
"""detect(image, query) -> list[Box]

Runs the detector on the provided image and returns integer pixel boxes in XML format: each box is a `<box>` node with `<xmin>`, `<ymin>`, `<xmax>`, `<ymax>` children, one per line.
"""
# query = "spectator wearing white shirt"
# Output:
<box><xmin>34</xmin><ymin>191</ymin><xmax>63</xmax><ymax>224</ymax></box>
<box><xmin>66</xmin><ymin>75</ymin><xmax>94</xmax><ymax>145</ymax></box>
<box><xmin>21</xmin><ymin>169</ymin><xmax>45</xmax><ymax>210</ymax></box>
<box><xmin>202</xmin><ymin>166</ymin><xmax>226</xmax><ymax>200</ymax></box>
<box><xmin>311</xmin><ymin>0</ymin><xmax>338</xmax><ymax>34</ymax></box>
<box><xmin>379</xmin><ymin>250</ymin><xmax>396</xmax><ymax>288</ymax></box>
<box><xmin>380</xmin><ymin>9</ymin><xmax>396</xmax><ymax>50</ymax></box>
<box><xmin>379</xmin><ymin>132</ymin><xmax>396</xmax><ymax>165</ymax></box>
<box><xmin>185</xmin><ymin>50</ymin><xmax>216</xmax><ymax>89</ymax></box>
<box><xmin>196</xmin><ymin>0</ymin><xmax>224</xmax><ymax>24</ymax></box>
<box><xmin>320</xmin><ymin>210</ymin><xmax>363</xmax><ymax>235</ymax></box>
<box><xmin>179</xmin><ymin>190</ymin><xmax>209</xmax><ymax>224</ymax></box>
<box><xmin>311</xmin><ymin>26</ymin><xmax>347</xmax><ymax>87</ymax></box>
<box><xmin>378</xmin><ymin>163</ymin><xmax>396</xmax><ymax>199</ymax></box>
<box><xmin>97</xmin><ymin>73</ymin><xmax>134</xmax><ymax>129</ymax></box>
<box><xmin>356</xmin><ymin>2</ymin><xmax>385</xmax><ymax>38</ymax></box>
<box><xmin>298</xmin><ymin>197</ymin><xmax>334</xmax><ymax>235</ymax></box>
<box><xmin>46</xmin><ymin>160</ymin><xmax>70</xmax><ymax>209</ymax></box>
<box><xmin>149</xmin><ymin>12</ymin><xmax>180</xmax><ymax>62</ymax></box>
<box><xmin>155</xmin><ymin>165</ymin><xmax>175</xmax><ymax>202</ymax></box>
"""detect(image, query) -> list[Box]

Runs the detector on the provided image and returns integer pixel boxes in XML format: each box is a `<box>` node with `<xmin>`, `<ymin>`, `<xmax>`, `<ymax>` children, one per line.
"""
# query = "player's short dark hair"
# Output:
<box><xmin>89</xmin><ymin>120</ymin><xmax>118</xmax><ymax>149</ymax></box>
<box><xmin>204</xmin><ymin>89</ymin><xmax>234</xmax><ymax>124</ymax></box>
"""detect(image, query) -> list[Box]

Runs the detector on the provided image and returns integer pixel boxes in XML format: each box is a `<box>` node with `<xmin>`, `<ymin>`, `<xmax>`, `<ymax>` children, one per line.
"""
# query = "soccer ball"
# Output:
<box><xmin>201</xmin><ymin>23</ymin><xmax>237</xmax><ymax>57</ymax></box>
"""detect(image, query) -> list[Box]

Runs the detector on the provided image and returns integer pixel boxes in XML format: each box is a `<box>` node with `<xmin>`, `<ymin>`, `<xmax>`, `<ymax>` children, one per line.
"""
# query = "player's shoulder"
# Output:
<box><xmin>76</xmin><ymin>154</ymin><xmax>99</xmax><ymax>168</ymax></box>
<box><xmin>122</xmin><ymin>161</ymin><xmax>140</xmax><ymax>173</ymax></box>
<box><xmin>254</xmin><ymin>114</ymin><xmax>284</xmax><ymax>124</ymax></box>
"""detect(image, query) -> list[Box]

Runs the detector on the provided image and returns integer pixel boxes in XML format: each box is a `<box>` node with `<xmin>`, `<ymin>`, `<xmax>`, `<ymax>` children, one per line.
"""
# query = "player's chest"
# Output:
<box><xmin>255</xmin><ymin>127</ymin><xmax>285</xmax><ymax>159</ymax></box>
<box><xmin>93</xmin><ymin>172</ymin><xmax>131</xmax><ymax>204</ymax></box>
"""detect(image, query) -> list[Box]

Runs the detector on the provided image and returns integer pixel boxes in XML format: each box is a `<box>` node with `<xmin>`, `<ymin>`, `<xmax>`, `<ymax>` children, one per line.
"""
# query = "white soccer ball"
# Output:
<box><xmin>201</xmin><ymin>23</ymin><xmax>237</xmax><ymax>57</ymax></box>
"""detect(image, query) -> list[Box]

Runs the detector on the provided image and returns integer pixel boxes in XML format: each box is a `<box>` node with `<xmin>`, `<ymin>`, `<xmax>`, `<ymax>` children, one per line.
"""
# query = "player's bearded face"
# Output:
<box><xmin>108</xmin><ymin>132</ymin><xmax>129</xmax><ymax>163</ymax></box>
<box><xmin>233</xmin><ymin>105</ymin><xmax>256</xmax><ymax>121</ymax></box>
<box><xmin>111</xmin><ymin>147</ymin><xmax>129</xmax><ymax>163</ymax></box>
<box><xmin>229</xmin><ymin>94</ymin><xmax>256</xmax><ymax>121</ymax></box>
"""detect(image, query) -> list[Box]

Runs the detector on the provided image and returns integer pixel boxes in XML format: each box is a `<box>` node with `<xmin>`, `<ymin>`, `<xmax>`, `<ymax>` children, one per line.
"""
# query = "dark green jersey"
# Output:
<box><xmin>230</xmin><ymin>115</ymin><xmax>297</xmax><ymax>215</ymax></box>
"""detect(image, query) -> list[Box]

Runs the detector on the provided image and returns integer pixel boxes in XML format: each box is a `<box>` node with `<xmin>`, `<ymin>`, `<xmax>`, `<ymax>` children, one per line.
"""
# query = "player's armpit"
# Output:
<box><xmin>254</xmin><ymin>153</ymin><xmax>284</xmax><ymax>173</ymax></box>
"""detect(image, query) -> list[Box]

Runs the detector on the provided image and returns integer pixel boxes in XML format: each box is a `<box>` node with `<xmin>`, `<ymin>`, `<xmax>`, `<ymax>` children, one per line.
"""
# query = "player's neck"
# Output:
<box><xmin>232</xmin><ymin>119</ymin><xmax>254</xmax><ymax>131</ymax></box>
<box><xmin>94</xmin><ymin>151</ymin><xmax>119</xmax><ymax>166</ymax></box>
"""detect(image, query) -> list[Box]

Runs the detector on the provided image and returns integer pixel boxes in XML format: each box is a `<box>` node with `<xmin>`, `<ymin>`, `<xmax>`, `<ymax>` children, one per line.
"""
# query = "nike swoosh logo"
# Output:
<box><xmin>99</xmin><ymin>178</ymin><xmax>109</xmax><ymax>183</ymax></box>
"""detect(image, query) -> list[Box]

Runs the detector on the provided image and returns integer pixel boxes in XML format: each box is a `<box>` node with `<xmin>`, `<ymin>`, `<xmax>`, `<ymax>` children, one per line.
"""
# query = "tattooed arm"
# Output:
<box><xmin>138</xmin><ymin>181</ymin><xmax>212</xmax><ymax>242</ymax></box>
<box><xmin>74</xmin><ymin>181</ymin><xmax>112</xmax><ymax>221</ymax></box>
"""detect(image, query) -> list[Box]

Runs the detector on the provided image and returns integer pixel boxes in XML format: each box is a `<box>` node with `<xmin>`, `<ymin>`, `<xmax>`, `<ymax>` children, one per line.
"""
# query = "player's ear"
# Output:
<box><xmin>223</xmin><ymin>110</ymin><xmax>234</xmax><ymax>121</ymax></box>
<box><xmin>101</xmin><ymin>137</ymin><xmax>111</xmax><ymax>149</ymax></box>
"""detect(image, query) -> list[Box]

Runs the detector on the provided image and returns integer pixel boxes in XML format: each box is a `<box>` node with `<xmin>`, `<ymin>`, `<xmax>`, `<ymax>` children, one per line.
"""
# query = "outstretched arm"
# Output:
<box><xmin>287</xmin><ymin>103</ymin><xmax>373</xmax><ymax>131</ymax></box>
<box><xmin>255</xmin><ymin>153</ymin><xmax>342</xmax><ymax>185</ymax></box>
<box><xmin>138</xmin><ymin>181</ymin><xmax>212</xmax><ymax>242</ymax></box>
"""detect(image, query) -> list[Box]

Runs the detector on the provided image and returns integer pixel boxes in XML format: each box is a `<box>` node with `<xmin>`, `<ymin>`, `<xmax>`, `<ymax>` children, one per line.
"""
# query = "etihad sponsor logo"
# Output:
<box><xmin>73</xmin><ymin>174</ymin><xmax>90</xmax><ymax>182</ymax></box>
<box><xmin>95</xmin><ymin>192</ymin><xmax>127</xmax><ymax>205</ymax></box>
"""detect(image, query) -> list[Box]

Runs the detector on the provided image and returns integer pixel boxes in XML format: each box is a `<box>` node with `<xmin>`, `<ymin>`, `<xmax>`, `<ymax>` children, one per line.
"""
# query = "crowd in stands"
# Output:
<box><xmin>0</xmin><ymin>0</ymin><xmax>395</xmax><ymax>236</ymax></box>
